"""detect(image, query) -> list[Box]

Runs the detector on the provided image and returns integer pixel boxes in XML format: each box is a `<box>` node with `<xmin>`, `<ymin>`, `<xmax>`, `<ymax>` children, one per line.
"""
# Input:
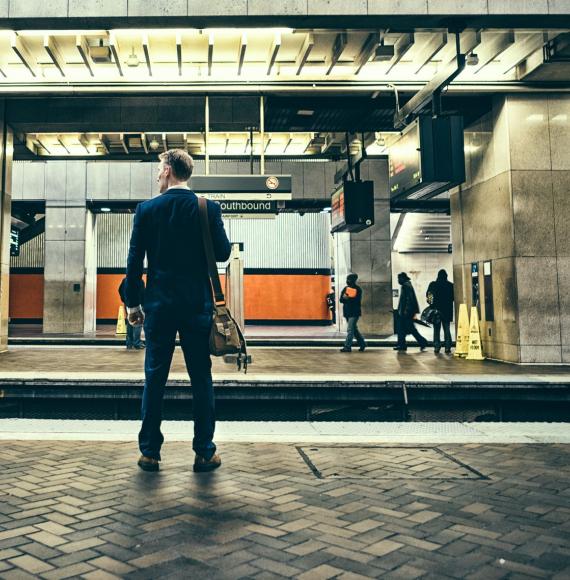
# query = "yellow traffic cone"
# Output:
<box><xmin>454</xmin><ymin>303</ymin><xmax>470</xmax><ymax>357</ymax></box>
<box><xmin>116</xmin><ymin>305</ymin><xmax>127</xmax><ymax>335</ymax></box>
<box><xmin>466</xmin><ymin>306</ymin><xmax>485</xmax><ymax>360</ymax></box>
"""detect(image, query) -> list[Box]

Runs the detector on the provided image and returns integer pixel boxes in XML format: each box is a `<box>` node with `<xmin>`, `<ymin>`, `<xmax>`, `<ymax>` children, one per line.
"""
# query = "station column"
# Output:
<box><xmin>43</xmin><ymin>161</ymin><xmax>97</xmax><ymax>334</ymax></box>
<box><xmin>0</xmin><ymin>100</ymin><xmax>13</xmax><ymax>352</ymax></box>
<box><xmin>451</xmin><ymin>94</ymin><xmax>570</xmax><ymax>363</ymax></box>
<box><xmin>335</xmin><ymin>158</ymin><xmax>393</xmax><ymax>336</ymax></box>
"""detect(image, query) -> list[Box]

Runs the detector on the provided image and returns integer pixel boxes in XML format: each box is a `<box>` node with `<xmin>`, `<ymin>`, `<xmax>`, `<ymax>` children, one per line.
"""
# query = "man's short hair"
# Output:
<box><xmin>158</xmin><ymin>149</ymin><xmax>194</xmax><ymax>181</ymax></box>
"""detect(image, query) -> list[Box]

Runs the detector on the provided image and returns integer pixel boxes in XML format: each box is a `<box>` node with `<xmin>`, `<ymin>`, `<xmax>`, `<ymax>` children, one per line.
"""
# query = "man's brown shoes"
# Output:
<box><xmin>193</xmin><ymin>453</ymin><xmax>222</xmax><ymax>473</ymax></box>
<box><xmin>137</xmin><ymin>455</ymin><xmax>159</xmax><ymax>472</ymax></box>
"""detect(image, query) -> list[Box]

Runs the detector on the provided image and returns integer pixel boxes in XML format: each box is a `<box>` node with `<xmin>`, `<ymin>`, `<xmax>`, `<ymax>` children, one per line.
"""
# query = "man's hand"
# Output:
<box><xmin>127</xmin><ymin>306</ymin><xmax>145</xmax><ymax>327</ymax></box>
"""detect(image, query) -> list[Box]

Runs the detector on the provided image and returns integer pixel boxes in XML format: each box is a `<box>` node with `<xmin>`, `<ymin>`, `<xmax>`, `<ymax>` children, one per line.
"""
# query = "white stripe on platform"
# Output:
<box><xmin>0</xmin><ymin>420</ymin><xmax>569</xmax><ymax>443</ymax></box>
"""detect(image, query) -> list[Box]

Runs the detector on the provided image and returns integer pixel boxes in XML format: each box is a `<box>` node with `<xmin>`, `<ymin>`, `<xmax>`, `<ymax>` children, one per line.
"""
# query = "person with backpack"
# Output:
<box><xmin>426</xmin><ymin>269</ymin><xmax>454</xmax><ymax>354</ymax></box>
<box><xmin>395</xmin><ymin>272</ymin><xmax>428</xmax><ymax>352</ymax></box>
<box><xmin>339</xmin><ymin>273</ymin><xmax>366</xmax><ymax>353</ymax></box>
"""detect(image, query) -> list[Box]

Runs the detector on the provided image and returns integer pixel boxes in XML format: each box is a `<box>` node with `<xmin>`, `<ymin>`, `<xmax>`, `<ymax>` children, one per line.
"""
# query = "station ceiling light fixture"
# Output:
<box><xmin>0</xmin><ymin>27</ymin><xmax>561</xmax><ymax>90</ymax></box>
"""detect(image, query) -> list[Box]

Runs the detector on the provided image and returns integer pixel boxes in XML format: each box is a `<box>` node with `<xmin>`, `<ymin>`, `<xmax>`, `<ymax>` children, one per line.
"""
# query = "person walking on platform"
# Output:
<box><xmin>395</xmin><ymin>272</ymin><xmax>428</xmax><ymax>352</ymax></box>
<box><xmin>340</xmin><ymin>273</ymin><xmax>366</xmax><ymax>353</ymax></box>
<box><xmin>125</xmin><ymin>149</ymin><xmax>231</xmax><ymax>474</ymax></box>
<box><xmin>427</xmin><ymin>269</ymin><xmax>454</xmax><ymax>354</ymax></box>
<box><xmin>118</xmin><ymin>277</ymin><xmax>144</xmax><ymax>350</ymax></box>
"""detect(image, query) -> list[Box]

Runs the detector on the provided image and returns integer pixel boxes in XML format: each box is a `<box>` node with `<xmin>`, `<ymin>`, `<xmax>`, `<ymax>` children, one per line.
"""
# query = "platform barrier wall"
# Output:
<box><xmin>9</xmin><ymin>272</ymin><xmax>332</xmax><ymax>323</ymax></box>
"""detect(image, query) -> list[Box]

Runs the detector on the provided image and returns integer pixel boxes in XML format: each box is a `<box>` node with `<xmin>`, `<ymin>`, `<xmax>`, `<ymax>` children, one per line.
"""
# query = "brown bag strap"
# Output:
<box><xmin>198</xmin><ymin>196</ymin><xmax>225</xmax><ymax>305</ymax></box>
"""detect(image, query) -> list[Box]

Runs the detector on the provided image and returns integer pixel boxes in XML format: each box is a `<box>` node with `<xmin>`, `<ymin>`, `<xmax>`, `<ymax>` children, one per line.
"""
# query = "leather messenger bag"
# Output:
<box><xmin>198</xmin><ymin>196</ymin><xmax>248</xmax><ymax>372</ymax></box>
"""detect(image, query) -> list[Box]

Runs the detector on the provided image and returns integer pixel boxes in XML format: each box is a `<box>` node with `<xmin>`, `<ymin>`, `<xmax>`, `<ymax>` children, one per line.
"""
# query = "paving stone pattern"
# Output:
<box><xmin>297</xmin><ymin>447</ymin><xmax>485</xmax><ymax>480</ymax></box>
<box><xmin>0</xmin><ymin>441</ymin><xmax>569</xmax><ymax>579</ymax></box>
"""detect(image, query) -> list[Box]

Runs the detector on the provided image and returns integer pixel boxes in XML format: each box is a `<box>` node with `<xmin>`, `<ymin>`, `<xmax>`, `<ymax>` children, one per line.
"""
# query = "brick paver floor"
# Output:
<box><xmin>1</xmin><ymin>441</ymin><xmax>569</xmax><ymax>579</ymax></box>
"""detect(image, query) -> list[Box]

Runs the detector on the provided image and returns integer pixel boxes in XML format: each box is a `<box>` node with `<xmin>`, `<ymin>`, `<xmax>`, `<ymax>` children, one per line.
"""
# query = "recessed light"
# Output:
<box><xmin>100</xmin><ymin>207</ymin><xmax>111</xmax><ymax>212</ymax></box>
<box><xmin>297</xmin><ymin>109</ymin><xmax>314</xmax><ymax>116</ymax></box>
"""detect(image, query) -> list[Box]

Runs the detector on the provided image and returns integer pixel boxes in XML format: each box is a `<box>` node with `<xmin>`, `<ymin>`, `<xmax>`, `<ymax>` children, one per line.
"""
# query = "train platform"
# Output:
<box><xmin>0</xmin><ymin>423</ymin><xmax>569</xmax><ymax>579</ymax></box>
<box><xmin>0</xmin><ymin>346</ymin><xmax>568</xmax><ymax>422</ymax></box>
<box><xmin>7</xmin><ymin>324</ymin><xmax>439</xmax><ymax>348</ymax></box>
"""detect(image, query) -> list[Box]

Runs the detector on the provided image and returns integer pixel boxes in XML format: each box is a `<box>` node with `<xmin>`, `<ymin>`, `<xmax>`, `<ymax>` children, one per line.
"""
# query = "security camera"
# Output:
<box><xmin>466</xmin><ymin>52</ymin><xmax>479</xmax><ymax>66</ymax></box>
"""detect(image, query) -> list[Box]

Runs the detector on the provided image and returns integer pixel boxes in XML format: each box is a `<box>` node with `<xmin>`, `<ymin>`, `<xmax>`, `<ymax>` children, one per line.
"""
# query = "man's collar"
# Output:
<box><xmin>164</xmin><ymin>184</ymin><xmax>191</xmax><ymax>193</ymax></box>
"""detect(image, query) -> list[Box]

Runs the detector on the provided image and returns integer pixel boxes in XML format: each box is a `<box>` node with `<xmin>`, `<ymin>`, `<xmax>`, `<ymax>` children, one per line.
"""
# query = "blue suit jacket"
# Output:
<box><xmin>125</xmin><ymin>188</ymin><xmax>231</xmax><ymax>315</ymax></box>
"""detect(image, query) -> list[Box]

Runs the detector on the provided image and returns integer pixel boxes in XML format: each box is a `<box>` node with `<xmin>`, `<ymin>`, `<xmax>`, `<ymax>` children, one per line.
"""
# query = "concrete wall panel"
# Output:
<box><xmin>511</xmin><ymin>170</ymin><xmax>556</xmax><ymax>257</ymax></box>
<box><xmin>87</xmin><ymin>162</ymin><xmax>109</xmax><ymax>199</ymax></box>
<box><xmin>248</xmin><ymin>0</ymin><xmax>308</xmax><ymax>15</ymax></box>
<box><xmin>460</xmin><ymin>171</ymin><xmax>514</xmax><ymax>263</ymax></box>
<box><xmin>507</xmin><ymin>96</ymin><xmax>552</xmax><ymax>172</ymax></box>
<box><xmin>108</xmin><ymin>163</ymin><xmax>131</xmax><ymax>199</ymax></box>
<box><xmin>427</xmin><ymin>0</ymin><xmax>487</xmax><ymax>13</ymax></box>
<box><xmin>368</xmin><ymin>0</ymin><xmax>427</xmax><ymax>14</ymax></box>
<box><xmin>547</xmin><ymin>95</ymin><xmax>570</xmax><ymax>171</ymax></box>
<box><xmin>128</xmin><ymin>0</ymin><xmax>187</xmax><ymax>16</ymax></box>
<box><xmin>68</xmin><ymin>0</ymin><xmax>126</xmax><ymax>16</ymax></box>
<box><xmin>65</xmin><ymin>161</ymin><xmax>86</xmax><ymax>202</ymax></box>
<box><xmin>188</xmin><ymin>0</ymin><xmax>247</xmax><ymax>15</ymax></box>
<box><xmin>11</xmin><ymin>162</ymin><xmax>23</xmax><ymax>200</ymax></box>
<box><xmin>9</xmin><ymin>0</ymin><xmax>67</xmax><ymax>18</ymax></box>
<box><xmin>516</xmin><ymin>256</ymin><xmax>561</xmax><ymax>346</ymax></box>
<box><xmin>552</xmin><ymin>171</ymin><xmax>570</xmax><ymax>257</ymax></box>
<box><xmin>558</xmin><ymin>257</ymin><xmax>570</xmax><ymax>354</ymax></box>
<box><xmin>23</xmin><ymin>162</ymin><xmax>46</xmax><ymax>200</ymax></box>
<box><xmin>308</xmin><ymin>0</ymin><xmax>366</xmax><ymax>14</ymax></box>
<box><xmin>489</xmin><ymin>0</ymin><xmax>548</xmax><ymax>14</ymax></box>
<box><xmin>549</xmin><ymin>0</ymin><xmax>570</xmax><ymax>13</ymax></box>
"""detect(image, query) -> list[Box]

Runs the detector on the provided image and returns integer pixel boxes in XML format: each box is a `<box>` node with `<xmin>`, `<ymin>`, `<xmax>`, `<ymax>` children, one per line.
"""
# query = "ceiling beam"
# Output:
<box><xmin>11</xmin><ymin>33</ymin><xmax>38</xmax><ymax>77</ymax></box>
<box><xmin>120</xmin><ymin>133</ymin><xmax>129</xmax><ymax>154</ymax></box>
<box><xmin>501</xmin><ymin>32</ymin><xmax>549</xmax><ymax>74</ymax></box>
<box><xmin>78</xmin><ymin>133</ymin><xmax>90</xmax><ymax>154</ymax></box>
<box><xmin>208</xmin><ymin>32</ymin><xmax>214</xmax><ymax>76</ymax></box>
<box><xmin>99</xmin><ymin>134</ymin><xmax>110</xmax><ymax>155</ymax></box>
<box><xmin>295</xmin><ymin>33</ymin><xmax>315</xmax><ymax>76</ymax></box>
<box><xmin>386</xmin><ymin>33</ymin><xmax>415</xmax><ymax>74</ymax></box>
<box><xmin>142</xmin><ymin>34</ymin><xmax>152</xmax><ymax>77</ymax></box>
<box><xmin>141</xmin><ymin>133</ymin><xmax>149</xmax><ymax>154</ymax></box>
<box><xmin>461</xmin><ymin>29</ymin><xmax>482</xmax><ymax>55</ymax></box>
<box><xmin>0</xmin><ymin>56</ymin><xmax>8</xmax><ymax>78</ymax></box>
<box><xmin>44</xmin><ymin>36</ymin><xmax>66</xmax><ymax>77</ymax></box>
<box><xmin>76</xmin><ymin>35</ymin><xmax>94</xmax><ymax>77</ymax></box>
<box><xmin>56</xmin><ymin>135</ymin><xmax>70</xmax><ymax>154</ymax></box>
<box><xmin>474</xmin><ymin>31</ymin><xmax>515</xmax><ymax>74</ymax></box>
<box><xmin>414</xmin><ymin>32</ymin><xmax>448</xmax><ymax>74</ymax></box>
<box><xmin>354</xmin><ymin>31</ymin><xmax>381</xmax><ymax>75</ymax></box>
<box><xmin>238</xmin><ymin>33</ymin><xmax>247</xmax><ymax>76</ymax></box>
<box><xmin>176</xmin><ymin>32</ymin><xmax>182</xmax><ymax>76</ymax></box>
<box><xmin>109</xmin><ymin>32</ymin><xmax>124</xmax><ymax>77</ymax></box>
<box><xmin>326</xmin><ymin>32</ymin><xmax>348</xmax><ymax>76</ymax></box>
<box><xmin>267</xmin><ymin>32</ymin><xmax>281</xmax><ymax>76</ymax></box>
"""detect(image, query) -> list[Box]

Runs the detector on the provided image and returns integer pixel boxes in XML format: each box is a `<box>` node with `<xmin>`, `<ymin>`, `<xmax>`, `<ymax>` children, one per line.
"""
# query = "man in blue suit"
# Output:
<box><xmin>125</xmin><ymin>149</ymin><xmax>231</xmax><ymax>473</ymax></box>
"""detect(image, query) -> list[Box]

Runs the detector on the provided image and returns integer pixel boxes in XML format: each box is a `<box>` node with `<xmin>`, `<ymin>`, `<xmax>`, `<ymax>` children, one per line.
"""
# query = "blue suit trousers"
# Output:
<box><xmin>138</xmin><ymin>310</ymin><xmax>216</xmax><ymax>461</ymax></box>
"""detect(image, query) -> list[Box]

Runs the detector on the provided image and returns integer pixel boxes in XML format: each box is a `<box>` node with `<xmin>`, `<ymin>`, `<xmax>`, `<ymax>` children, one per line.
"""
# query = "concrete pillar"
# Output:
<box><xmin>43</xmin><ymin>161</ymin><xmax>97</xmax><ymax>334</ymax></box>
<box><xmin>451</xmin><ymin>94</ymin><xmax>570</xmax><ymax>363</ymax></box>
<box><xmin>0</xmin><ymin>105</ymin><xmax>13</xmax><ymax>352</ymax></box>
<box><xmin>334</xmin><ymin>158</ymin><xmax>393</xmax><ymax>337</ymax></box>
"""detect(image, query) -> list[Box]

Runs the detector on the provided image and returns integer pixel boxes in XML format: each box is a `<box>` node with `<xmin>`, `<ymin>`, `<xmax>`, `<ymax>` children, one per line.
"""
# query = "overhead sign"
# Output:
<box><xmin>331</xmin><ymin>181</ymin><xmax>374</xmax><ymax>234</ymax></box>
<box><xmin>201</xmin><ymin>192</ymin><xmax>290</xmax><ymax>201</ymax></box>
<box><xmin>191</xmin><ymin>175</ymin><xmax>292</xmax><ymax>196</ymax></box>
<box><xmin>389</xmin><ymin>122</ymin><xmax>422</xmax><ymax>196</ymax></box>
<box><xmin>10</xmin><ymin>227</ymin><xmax>19</xmax><ymax>256</ymax></box>
<box><xmin>223</xmin><ymin>214</ymin><xmax>276</xmax><ymax>220</ymax></box>
<box><xmin>218</xmin><ymin>200</ymin><xmax>278</xmax><ymax>214</ymax></box>
<box><xmin>389</xmin><ymin>115</ymin><xmax>465</xmax><ymax>202</ymax></box>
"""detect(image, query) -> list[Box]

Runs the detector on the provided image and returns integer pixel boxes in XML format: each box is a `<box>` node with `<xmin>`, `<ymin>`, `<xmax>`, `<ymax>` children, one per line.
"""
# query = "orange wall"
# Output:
<box><xmin>10</xmin><ymin>273</ymin><xmax>331</xmax><ymax>321</ymax></box>
<box><xmin>9</xmin><ymin>274</ymin><xmax>44</xmax><ymax>319</ymax></box>
<box><xmin>244</xmin><ymin>275</ymin><xmax>331</xmax><ymax>320</ymax></box>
